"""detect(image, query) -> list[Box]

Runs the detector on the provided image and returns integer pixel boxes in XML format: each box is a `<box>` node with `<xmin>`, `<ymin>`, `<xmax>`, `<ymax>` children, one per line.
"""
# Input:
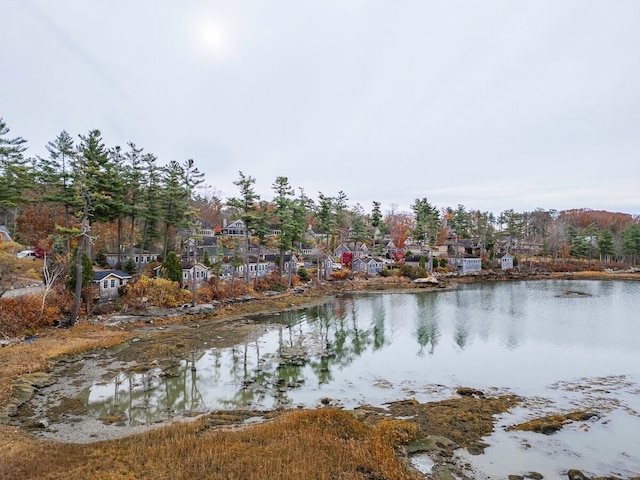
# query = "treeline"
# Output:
<box><xmin>2</xmin><ymin>116</ymin><xmax>640</xmax><ymax>274</ymax></box>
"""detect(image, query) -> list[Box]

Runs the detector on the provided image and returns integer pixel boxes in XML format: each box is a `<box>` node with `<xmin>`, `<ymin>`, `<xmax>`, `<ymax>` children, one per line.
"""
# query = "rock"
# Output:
<box><xmin>456</xmin><ymin>387</ymin><xmax>485</xmax><ymax>398</ymax></box>
<box><xmin>567</xmin><ymin>470</ymin><xmax>589</xmax><ymax>480</ymax></box>
<box><xmin>186</xmin><ymin>304</ymin><xmax>215</xmax><ymax>315</ymax></box>
<box><xmin>413</xmin><ymin>275</ymin><xmax>439</xmax><ymax>285</ymax></box>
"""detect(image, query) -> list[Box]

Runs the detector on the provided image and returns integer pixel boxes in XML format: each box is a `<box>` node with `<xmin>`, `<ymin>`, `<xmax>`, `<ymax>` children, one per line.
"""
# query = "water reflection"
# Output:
<box><xmin>85</xmin><ymin>280</ymin><xmax>640</xmax><ymax>425</ymax></box>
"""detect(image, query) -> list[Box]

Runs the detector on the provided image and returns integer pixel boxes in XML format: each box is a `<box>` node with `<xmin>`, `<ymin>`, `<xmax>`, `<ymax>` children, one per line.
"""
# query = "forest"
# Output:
<box><xmin>2</xmin><ymin>116</ymin><xmax>640</xmax><ymax>334</ymax></box>
<box><xmin>2</xmin><ymin>116</ymin><xmax>639</xmax><ymax>263</ymax></box>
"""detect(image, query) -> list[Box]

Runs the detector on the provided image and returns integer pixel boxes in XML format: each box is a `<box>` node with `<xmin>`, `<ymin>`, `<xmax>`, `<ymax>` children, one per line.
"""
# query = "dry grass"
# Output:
<box><xmin>0</xmin><ymin>409</ymin><xmax>421</xmax><ymax>480</ymax></box>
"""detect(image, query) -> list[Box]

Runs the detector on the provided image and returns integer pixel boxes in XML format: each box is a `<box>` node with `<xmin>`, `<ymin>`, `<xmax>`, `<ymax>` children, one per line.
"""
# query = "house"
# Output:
<box><xmin>447</xmin><ymin>257</ymin><xmax>482</xmax><ymax>273</ymax></box>
<box><xmin>0</xmin><ymin>226</ymin><xmax>12</xmax><ymax>243</ymax></box>
<box><xmin>222</xmin><ymin>219</ymin><xmax>247</xmax><ymax>236</ymax></box>
<box><xmin>333</xmin><ymin>244</ymin><xmax>352</xmax><ymax>258</ymax></box>
<box><xmin>105</xmin><ymin>250</ymin><xmax>158</xmax><ymax>269</ymax></box>
<box><xmin>352</xmin><ymin>256</ymin><xmax>385</xmax><ymax>275</ymax></box>
<box><xmin>500</xmin><ymin>253</ymin><xmax>514</xmax><ymax>270</ymax></box>
<box><xmin>93</xmin><ymin>270</ymin><xmax>132</xmax><ymax>301</ymax></box>
<box><xmin>181</xmin><ymin>262</ymin><xmax>210</xmax><ymax>289</ymax></box>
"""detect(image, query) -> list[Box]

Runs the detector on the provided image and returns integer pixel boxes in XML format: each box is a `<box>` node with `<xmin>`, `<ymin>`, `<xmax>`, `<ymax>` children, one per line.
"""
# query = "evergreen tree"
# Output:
<box><xmin>160</xmin><ymin>161</ymin><xmax>188</xmax><ymax>258</ymax></box>
<box><xmin>598</xmin><ymin>229</ymin><xmax>614</xmax><ymax>268</ymax></box>
<box><xmin>66</xmin><ymin>248</ymin><xmax>94</xmax><ymax>289</ymax></box>
<box><xmin>161</xmin><ymin>251</ymin><xmax>183</xmax><ymax>283</ymax></box>
<box><xmin>0</xmin><ymin>118</ymin><xmax>31</xmax><ymax>233</ymax></box>
<box><xmin>42</xmin><ymin>130</ymin><xmax>76</xmax><ymax>253</ymax></box>
<box><xmin>316</xmin><ymin>193</ymin><xmax>335</xmax><ymax>278</ymax></box>
<box><xmin>140</xmin><ymin>153</ymin><xmax>161</xmax><ymax>251</ymax></box>
<box><xmin>272</xmin><ymin>176</ymin><xmax>295</xmax><ymax>283</ymax></box>
<box><xmin>124</xmin><ymin>142</ymin><xmax>145</xmax><ymax>261</ymax></box>
<box><xmin>227</xmin><ymin>171</ymin><xmax>259</xmax><ymax>283</ymax></box>
<box><xmin>621</xmin><ymin>223</ymin><xmax>640</xmax><ymax>265</ymax></box>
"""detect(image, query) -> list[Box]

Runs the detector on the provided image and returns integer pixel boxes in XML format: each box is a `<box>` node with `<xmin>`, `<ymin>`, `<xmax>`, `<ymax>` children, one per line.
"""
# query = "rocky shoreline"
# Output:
<box><xmin>2</xmin><ymin>272</ymin><xmax>639</xmax><ymax>480</ymax></box>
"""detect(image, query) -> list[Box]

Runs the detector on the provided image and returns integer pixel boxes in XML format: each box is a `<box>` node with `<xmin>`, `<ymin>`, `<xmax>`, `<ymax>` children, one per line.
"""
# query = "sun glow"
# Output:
<box><xmin>196</xmin><ymin>19</ymin><xmax>230</xmax><ymax>58</ymax></box>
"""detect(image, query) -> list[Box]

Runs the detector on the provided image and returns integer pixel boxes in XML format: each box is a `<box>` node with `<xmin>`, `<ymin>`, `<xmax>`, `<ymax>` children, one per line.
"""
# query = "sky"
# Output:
<box><xmin>1</xmin><ymin>0</ymin><xmax>639</xmax><ymax>216</ymax></box>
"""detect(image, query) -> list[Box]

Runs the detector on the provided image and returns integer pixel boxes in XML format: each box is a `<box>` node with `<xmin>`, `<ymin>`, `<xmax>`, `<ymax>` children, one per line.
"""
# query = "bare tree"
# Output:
<box><xmin>40</xmin><ymin>253</ymin><xmax>66</xmax><ymax>321</ymax></box>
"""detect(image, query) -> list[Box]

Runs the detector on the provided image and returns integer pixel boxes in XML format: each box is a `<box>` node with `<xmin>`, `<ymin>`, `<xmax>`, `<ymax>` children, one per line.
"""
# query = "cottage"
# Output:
<box><xmin>500</xmin><ymin>253</ymin><xmax>514</xmax><ymax>270</ymax></box>
<box><xmin>447</xmin><ymin>257</ymin><xmax>482</xmax><ymax>273</ymax></box>
<box><xmin>333</xmin><ymin>244</ymin><xmax>352</xmax><ymax>258</ymax></box>
<box><xmin>352</xmin><ymin>256</ymin><xmax>385</xmax><ymax>275</ymax></box>
<box><xmin>181</xmin><ymin>262</ymin><xmax>210</xmax><ymax>289</ymax></box>
<box><xmin>93</xmin><ymin>270</ymin><xmax>132</xmax><ymax>301</ymax></box>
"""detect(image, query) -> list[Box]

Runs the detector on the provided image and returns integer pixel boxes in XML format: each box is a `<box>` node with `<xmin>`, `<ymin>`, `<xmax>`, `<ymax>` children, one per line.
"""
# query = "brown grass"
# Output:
<box><xmin>0</xmin><ymin>409</ymin><xmax>421</xmax><ymax>480</ymax></box>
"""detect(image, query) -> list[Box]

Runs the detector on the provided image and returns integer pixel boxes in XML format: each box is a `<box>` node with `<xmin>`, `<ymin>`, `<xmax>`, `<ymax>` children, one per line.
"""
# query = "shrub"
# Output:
<box><xmin>123</xmin><ymin>258</ymin><xmax>137</xmax><ymax>274</ymax></box>
<box><xmin>0</xmin><ymin>294</ymin><xmax>62</xmax><ymax>336</ymax></box>
<box><xmin>297</xmin><ymin>266</ymin><xmax>310</xmax><ymax>282</ymax></box>
<box><xmin>95</xmin><ymin>251</ymin><xmax>109</xmax><ymax>268</ymax></box>
<box><xmin>439</xmin><ymin>258</ymin><xmax>447</xmax><ymax>268</ymax></box>
<box><xmin>121</xmin><ymin>276</ymin><xmax>191</xmax><ymax>309</ymax></box>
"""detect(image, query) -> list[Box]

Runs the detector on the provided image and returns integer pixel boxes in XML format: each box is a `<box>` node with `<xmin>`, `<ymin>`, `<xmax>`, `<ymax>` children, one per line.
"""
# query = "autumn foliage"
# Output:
<box><xmin>121</xmin><ymin>276</ymin><xmax>191</xmax><ymax>309</ymax></box>
<box><xmin>0</xmin><ymin>294</ymin><xmax>62</xmax><ymax>336</ymax></box>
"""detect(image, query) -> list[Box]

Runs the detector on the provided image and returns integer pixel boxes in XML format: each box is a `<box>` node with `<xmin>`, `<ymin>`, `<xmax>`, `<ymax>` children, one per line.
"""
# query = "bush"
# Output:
<box><xmin>439</xmin><ymin>258</ymin><xmax>447</xmax><ymax>268</ymax></box>
<box><xmin>121</xmin><ymin>276</ymin><xmax>191</xmax><ymax>309</ymax></box>
<box><xmin>123</xmin><ymin>258</ymin><xmax>137</xmax><ymax>274</ymax></box>
<box><xmin>297</xmin><ymin>266</ymin><xmax>310</xmax><ymax>282</ymax></box>
<box><xmin>0</xmin><ymin>294</ymin><xmax>62</xmax><ymax>336</ymax></box>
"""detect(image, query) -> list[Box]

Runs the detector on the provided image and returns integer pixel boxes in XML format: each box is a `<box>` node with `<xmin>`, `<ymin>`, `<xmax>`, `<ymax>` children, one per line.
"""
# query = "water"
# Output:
<box><xmin>64</xmin><ymin>280</ymin><xmax>640</xmax><ymax>476</ymax></box>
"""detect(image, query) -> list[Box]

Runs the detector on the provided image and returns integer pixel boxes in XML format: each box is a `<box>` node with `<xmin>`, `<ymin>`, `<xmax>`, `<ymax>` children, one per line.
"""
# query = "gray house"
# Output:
<box><xmin>447</xmin><ymin>257</ymin><xmax>482</xmax><ymax>273</ymax></box>
<box><xmin>352</xmin><ymin>256</ymin><xmax>384</xmax><ymax>275</ymax></box>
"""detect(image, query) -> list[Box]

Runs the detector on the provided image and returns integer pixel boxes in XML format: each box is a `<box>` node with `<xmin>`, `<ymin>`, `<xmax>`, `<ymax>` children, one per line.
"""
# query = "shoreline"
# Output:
<box><xmin>1</xmin><ymin>272</ymin><xmax>638</xmax><ymax>480</ymax></box>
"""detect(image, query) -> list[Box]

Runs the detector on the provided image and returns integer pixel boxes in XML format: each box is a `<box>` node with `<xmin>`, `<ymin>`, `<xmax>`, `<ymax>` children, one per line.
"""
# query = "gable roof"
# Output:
<box><xmin>93</xmin><ymin>270</ymin><xmax>132</xmax><ymax>282</ymax></box>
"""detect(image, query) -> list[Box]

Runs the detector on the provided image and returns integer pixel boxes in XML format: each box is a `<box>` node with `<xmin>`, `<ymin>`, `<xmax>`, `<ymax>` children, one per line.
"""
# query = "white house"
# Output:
<box><xmin>500</xmin><ymin>253</ymin><xmax>514</xmax><ymax>270</ymax></box>
<box><xmin>181</xmin><ymin>262</ymin><xmax>210</xmax><ymax>289</ymax></box>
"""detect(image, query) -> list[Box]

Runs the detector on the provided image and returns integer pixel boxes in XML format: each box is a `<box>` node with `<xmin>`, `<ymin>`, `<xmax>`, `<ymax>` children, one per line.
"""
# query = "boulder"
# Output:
<box><xmin>413</xmin><ymin>275</ymin><xmax>439</xmax><ymax>285</ymax></box>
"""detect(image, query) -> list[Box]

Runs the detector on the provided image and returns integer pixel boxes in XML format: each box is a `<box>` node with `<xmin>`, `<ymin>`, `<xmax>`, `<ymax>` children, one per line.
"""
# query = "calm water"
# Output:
<box><xmin>82</xmin><ymin>280</ymin><xmax>640</xmax><ymax>477</ymax></box>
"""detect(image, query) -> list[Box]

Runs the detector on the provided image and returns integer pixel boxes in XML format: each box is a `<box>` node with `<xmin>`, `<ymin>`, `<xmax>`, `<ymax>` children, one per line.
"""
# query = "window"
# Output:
<box><xmin>119</xmin><ymin>279</ymin><xmax>123</xmax><ymax>286</ymax></box>
<box><xmin>135</xmin><ymin>256</ymin><xmax>139</xmax><ymax>263</ymax></box>
<box><xmin>103</xmin><ymin>280</ymin><xmax>108</xmax><ymax>288</ymax></box>
<box><xmin>110</xmin><ymin>279</ymin><xmax>115</xmax><ymax>288</ymax></box>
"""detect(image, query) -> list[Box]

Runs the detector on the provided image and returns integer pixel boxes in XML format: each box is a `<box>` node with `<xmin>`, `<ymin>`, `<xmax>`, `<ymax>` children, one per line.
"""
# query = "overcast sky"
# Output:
<box><xmin>2</xmin><ymin>0</ymin><xmax>639</xmax><ymax>216</ymax></box>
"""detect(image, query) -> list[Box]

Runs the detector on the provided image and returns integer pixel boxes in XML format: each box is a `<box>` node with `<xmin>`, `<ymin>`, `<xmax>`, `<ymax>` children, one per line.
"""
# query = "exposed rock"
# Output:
<box><xmin>413</xmin><ymin>275</ymin><xmax>439</xmax><ymax>285</ymax></box>
<box><xmin>186</xmin><ymin>304</ymin><xmax>215</xmax><ymax>315</ymax></box>
<box><xmin>456</xmin><ymin>387</ymin><xmax>484</xmax><ymax>398</ymax></box>
<box><xmin>567</xmin><ymin>470</ymin><xmax>589</xmax><ymax>480</ymax></box>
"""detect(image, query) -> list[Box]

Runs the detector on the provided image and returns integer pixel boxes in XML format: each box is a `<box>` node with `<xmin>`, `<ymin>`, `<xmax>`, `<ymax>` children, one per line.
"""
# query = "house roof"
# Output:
<box><xmin>180</xmin><ymin>261</ymin><xmax>209</xmax><ymax>270</ymax></box>
<box><xmin>93</xmin><ymin>270</ymin><xmax>132</xmax><ymax>281</ymax></box>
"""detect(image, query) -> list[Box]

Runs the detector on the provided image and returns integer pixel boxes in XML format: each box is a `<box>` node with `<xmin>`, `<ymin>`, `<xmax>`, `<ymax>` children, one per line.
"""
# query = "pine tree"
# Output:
<box><xmin>0</xmin><ymin>118</ymin><xmax>31</xmax><ymax>233</ymax></box>
<box><xmin>42</xmin><ymin>130</ymin><xmax>76</xmax><ymax>253</ymax></box>
<box><xmin>598</xmin><ymin>229</ymin><xmax>614</xmax><ymax>268</ymax></box>
<box><xmin>161</xmin><ymin>251</ymin><xmax>183</xmax><ymax>283</ymax></box>
<box><xmin>227</xmin><ymin>171</ymin><xmax>259</xmax><ymax>283</ymax></box>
